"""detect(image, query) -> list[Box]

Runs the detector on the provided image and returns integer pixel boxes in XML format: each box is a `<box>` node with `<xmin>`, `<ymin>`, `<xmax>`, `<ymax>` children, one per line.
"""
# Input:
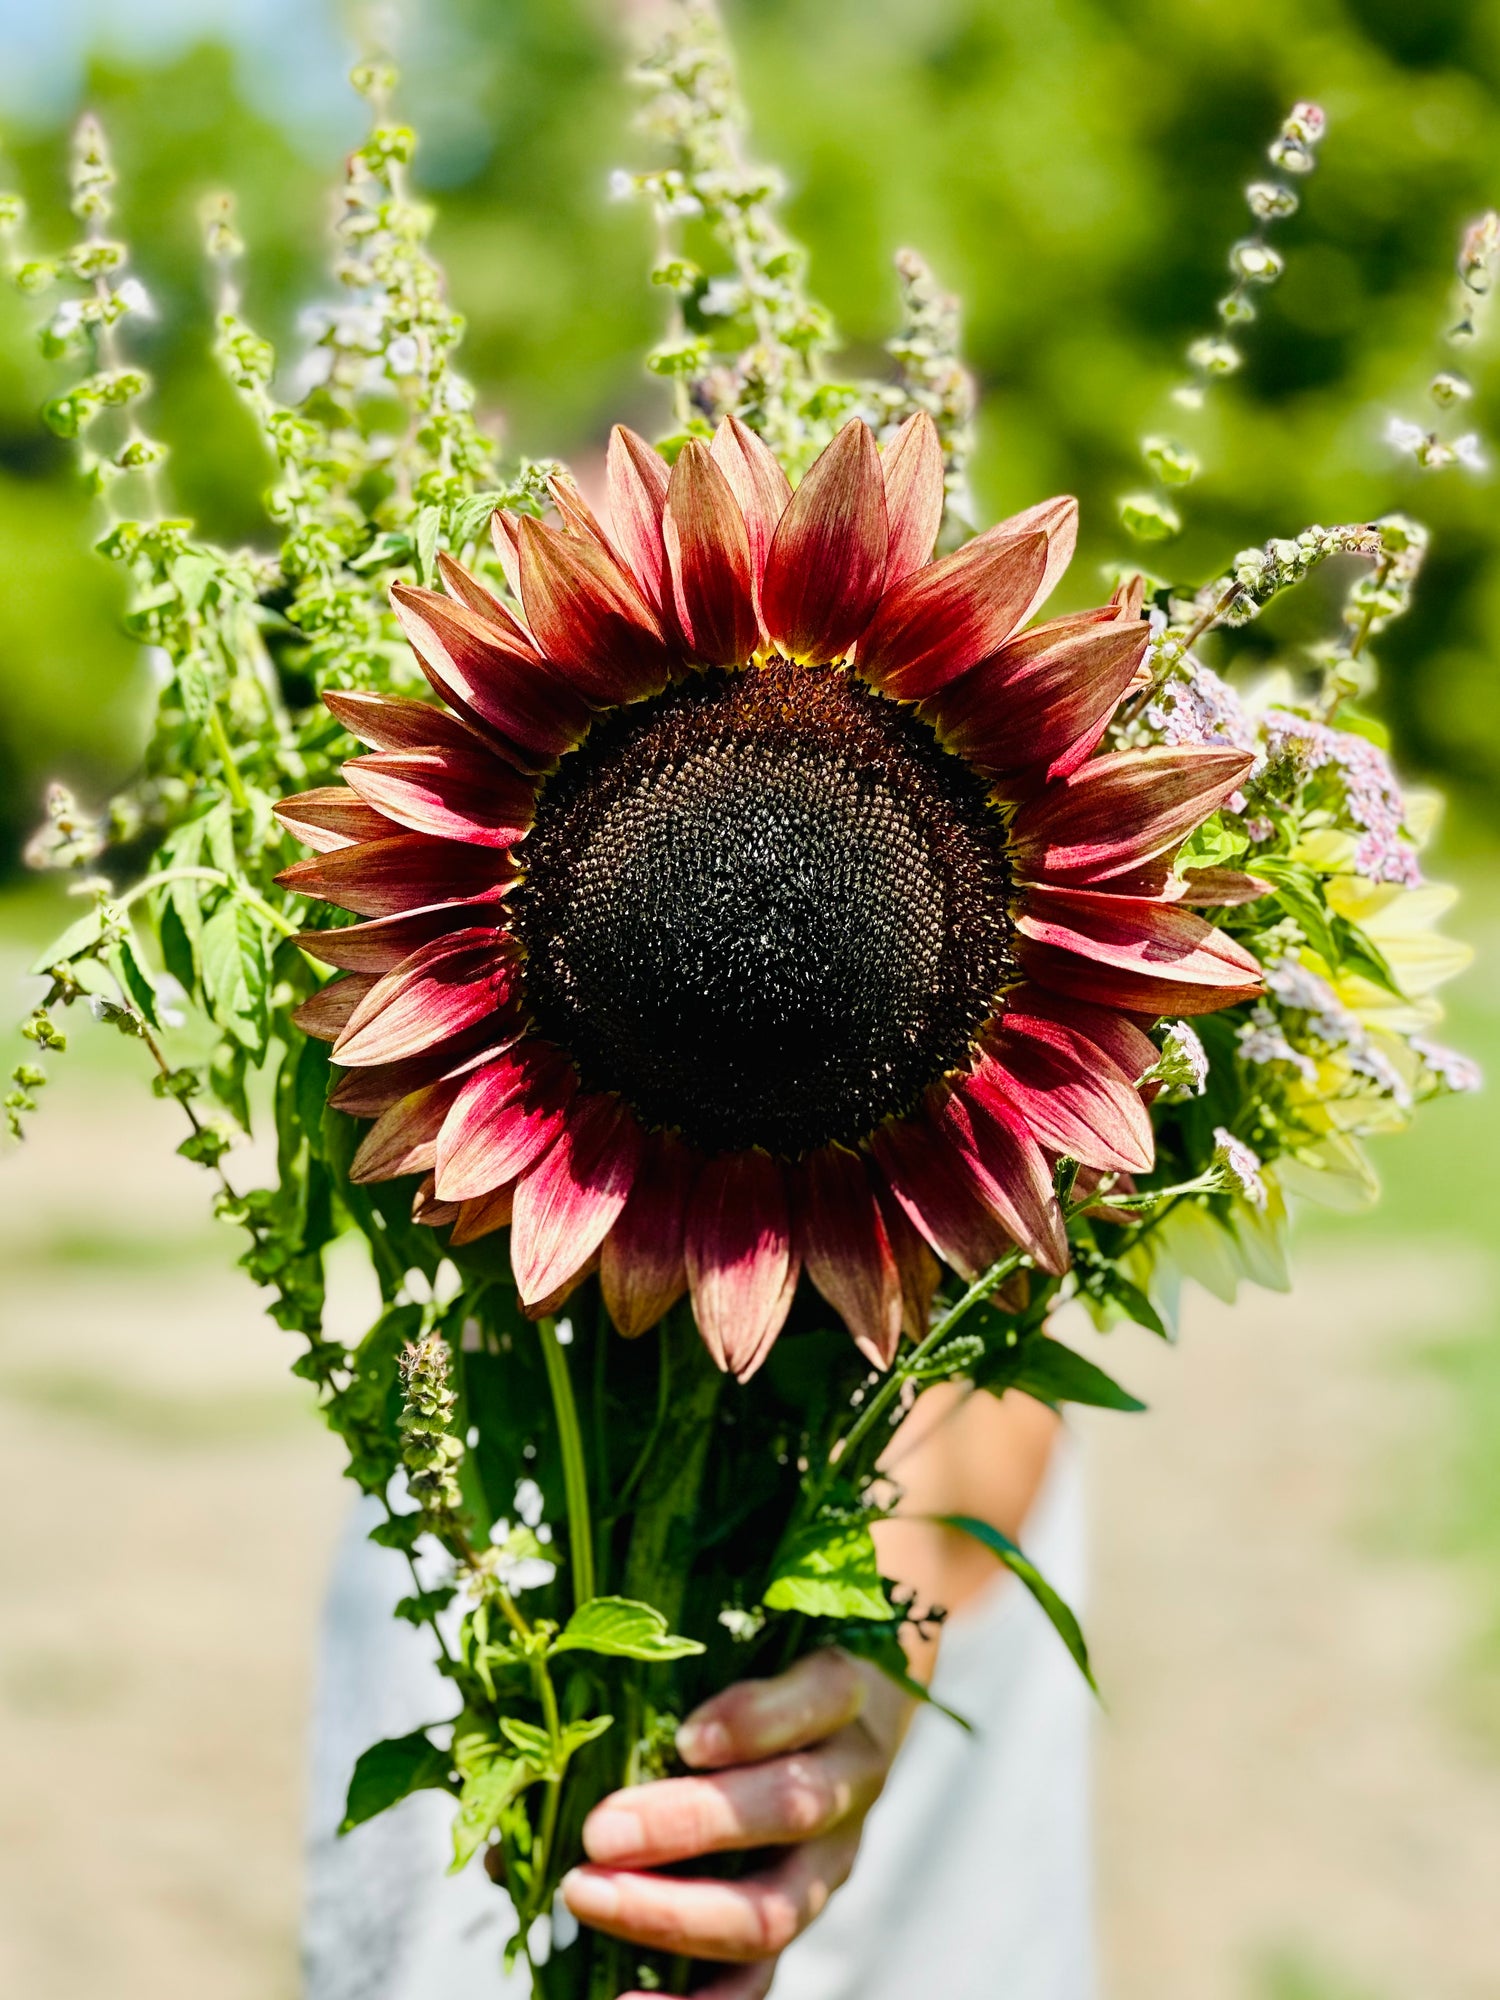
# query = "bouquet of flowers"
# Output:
<box><xmin>4</xmin><ymin>4</ymin><xmax>1483</xmax><ymax>1995</ymax></box>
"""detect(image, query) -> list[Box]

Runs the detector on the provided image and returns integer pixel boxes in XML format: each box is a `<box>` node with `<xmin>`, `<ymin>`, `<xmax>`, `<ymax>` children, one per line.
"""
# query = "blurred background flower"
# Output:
<box><xmin>0</xmin><ymin>4</ymin><xmax>1498</xmax><ymax>1999</ymax></box>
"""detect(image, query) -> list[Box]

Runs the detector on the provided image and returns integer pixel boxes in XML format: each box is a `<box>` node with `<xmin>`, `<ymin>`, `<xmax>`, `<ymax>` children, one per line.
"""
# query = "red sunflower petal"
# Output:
<box><xmin>511</xmin><ymin>1094</ymin><xmax>644</xmax><ymax>1310</ymax></box>
<box><xmin>491</xmin><ymin>510</ymin><xmax>524</xmax><ymax>599</ymax></box>
<box><xmin>434</xmin><ymin>1040</ymin><xmax>578</xmax><ymax>1202</ymax></box>
<box><xmin>329</xmin><ymin>1031</ymin><xmax>516</xmax><ymax>1116</ymax></box>
<box><xmin>923</xmin><ymin>621</ymin><xmax>1150</xmax><ymax>783</ymax></box>
<box><xmin>349</xmin><ymin>1076</ymin><xmax>466</xmax><ymax>1184</ymax></box>
<box><xmin>685</xmin><ymin>1151</ymin><xmax>798</xmax><ymax>1381</ymax></box>
<box><xmin>988</xmin><ymin>495</ymin><xmax>1078</xmax><ymax>624</ymax></box>
<box><xmin>276</xmin><ymin>834</ymin><xmax>517</xmax><ymax>919</ymax></box>
<box><xmin>797</xmin><ymin>1146</ymin><xmax>902</xmax><ymax>1369</ymax></box>
<box><xmin>1010</xmin><ymin>746</ymin><xmax>1257</xmax><ymax>885</ymax></box>
<box><xmin>435</xmin><ymin>549</ymin><xmax>513</xmax><ymax>626</ymax></box>
<box><xmin>873</xmin><ymin>1180</ymin><xmax>941</xmax><ymax>1341</ymax></box>
<box><xmin>332</xmin><ymin>931</ymin><xmax>520</xmax><ymax>1067</ymax></box>
<box><xmin>1005</xmin><ymin>988</ymin><xmax>1159</xmax><ymax>1085</ymax></box>
<box><xmin>970</xmin><ymin>1022</ymin><xmax>1153</xmax><ymax>1175</ymax></box>
<box><xmin>449</xmin><ymin>1182</ymin><xmax>516</xmax><ymax>1246</ymax></box>
<box><xmin>600</xmin><ymin>1128</ymin><xmax>696</xmax><ymax>1338</ymax></box>
<box><xmin>546</xmin><ymin>468</ymin><xmax>622</xmax><ymax>563</ymax></box>
<box><xmin>391</xmin><ymin>582</ymin><xmax>590</xmax><ymax>769</ymax></box>
<box><xmin>343</xmin><ymin>747</ymin><xmax>537</xmax><ymax>851</ymax></box>
<box><xmin>663</xmin><ymin>439</ymin><xmax>759</xmax><ymax>666</ymax></box>
<box><xmin>606</xmin><ymin>425</ymin><xmax>671</xmax><ymax>615</ymax></box>
<box><xmin>709</xmin><ymin>413</ymin><xmax>792</xmax><ymax>617</ymax></box>
<box><xmin>1017</xmin><ymin>884</ymin><xmax>1265</xmax><ymax>1015</ymax></box>
<box><xmin>1173</xmin><ymin>867</ymin><xmax>1274</xmax><ymax>906</ymax></box>
<box><xmin>881</xmin><ymin>410</ymin><xmax>946</xmax><ymax>588</ymax></box>
<box><xmin>412</xmin><ymin>1173</ymin><xmax>462</xmax><ymax>1230</ymax></box>
<box><xmin>296</xmin><ymin>900</ymin><xmax>509</xmax><ymax>976</ymax></box>
<box><xmin>856</xmin><ymin>531</ymin><xmax>1048</xmax><ymax>700</ymax></box>
<box><xmin>274</xmin><ymin>788</ymin><xmax>393</xmax><ymax>852</ymax></box>
<box><xmin>292</xmin><ymin>974</ymin><xmax>377</xmax><ymax>1042</ymax></box>
<box><xmin>322</xmin><ymin>688</ymin><xmax>495</xmax><ymax>759</ymax></box>
<box><xmin>516</xmin><ymin>514</ymin><xmax>672</xmax><ymax>703</ymax></box>
<box><xmin>869</xmin><ymin>1115</ymin><xmax>1016</xmax><ymax>1281</ymax></box>
<box><xmin>930</xmin><ymin>1085</ymin><xmax>1070</xmax><ymax>1275</ymax></box>
<box><xmin>760</xmin><ymin>419</ymin><xmax>889</xmax><ymax>665</ymax></box>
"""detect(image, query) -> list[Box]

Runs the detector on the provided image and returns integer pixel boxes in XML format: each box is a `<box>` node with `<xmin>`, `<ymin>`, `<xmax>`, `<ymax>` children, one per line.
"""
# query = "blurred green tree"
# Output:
<box><xmin>1</xmin><ymin>0</ymin><xmax>1497</xmax><ymax>874</ymax></box>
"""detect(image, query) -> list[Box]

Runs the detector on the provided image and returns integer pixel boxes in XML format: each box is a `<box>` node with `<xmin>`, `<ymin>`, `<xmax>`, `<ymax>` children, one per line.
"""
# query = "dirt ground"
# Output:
<box><xmin>2</xmin><ymin>1060</ymin><xmax>1497</xmax><ymax>2000</ymax></box>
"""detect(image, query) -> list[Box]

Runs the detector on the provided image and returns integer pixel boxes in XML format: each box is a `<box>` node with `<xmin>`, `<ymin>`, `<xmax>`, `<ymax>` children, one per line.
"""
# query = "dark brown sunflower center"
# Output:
<box><xmin>509</xmin><ymin>659</ymin><xmax>1015</xmax><ymax>1157</ymax></box>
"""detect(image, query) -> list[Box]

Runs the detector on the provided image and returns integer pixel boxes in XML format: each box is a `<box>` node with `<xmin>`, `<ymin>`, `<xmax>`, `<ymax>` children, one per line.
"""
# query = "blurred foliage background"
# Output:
<box><xmin>1</xmin><ymin>7</ymin><xmax>1499</xmax><ymax>1998</ymax></box>
<box><xmin>1</xmin><ymin>0</ymin><xmax>1499</xmax><ymax>876</ymax></box>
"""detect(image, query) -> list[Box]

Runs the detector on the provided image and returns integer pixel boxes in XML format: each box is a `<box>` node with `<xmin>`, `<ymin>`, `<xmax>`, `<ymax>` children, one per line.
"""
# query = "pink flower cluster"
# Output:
<box><xmin>1260</xmin><ymin>711</ymin><xmax>1420</xmax><ymax>885</ymax></box>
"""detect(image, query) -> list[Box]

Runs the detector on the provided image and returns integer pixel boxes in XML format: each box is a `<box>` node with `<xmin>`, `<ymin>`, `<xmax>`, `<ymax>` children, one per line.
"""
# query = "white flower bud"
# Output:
<box><xmin>1148</xmin><ymin>1022</ymin><xmax>1209</xmax><ymax>1098</ymax></box>
<box><xmin>1245</xmin><ymin>180</ymin><xmax>1299</xmax><ymax>222</ymax></box>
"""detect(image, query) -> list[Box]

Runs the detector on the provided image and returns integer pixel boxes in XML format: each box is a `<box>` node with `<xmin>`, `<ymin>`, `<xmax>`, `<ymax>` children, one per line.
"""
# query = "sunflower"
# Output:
<box><xmin>277</xmin><ymin>415</ymin><xmax>1261</xmax><ymax>1379</ymax></box>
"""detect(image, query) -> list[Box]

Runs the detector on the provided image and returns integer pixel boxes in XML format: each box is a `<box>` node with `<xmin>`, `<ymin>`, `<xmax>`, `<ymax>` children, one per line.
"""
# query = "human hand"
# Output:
<box><xmin>561</xmin><ymin>1648</ymin><xmax>909</xmax><ymax>1999</ymax></box>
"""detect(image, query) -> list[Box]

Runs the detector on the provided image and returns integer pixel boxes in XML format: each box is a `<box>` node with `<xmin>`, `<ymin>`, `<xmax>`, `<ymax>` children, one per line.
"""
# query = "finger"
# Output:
<box><xmin>693</xmin><ymin>1963</ymin><xmax>778</xmax><ymax>2000</ymax></box>
<box><xmin>562</xmin><ymin>1827</ymin><xmax>859</xmax><ymax>1962</ymax></box>
<box><xmin>582</xmin><ymin>1729</ymin><xmax>885</xmax><ymax>1867</ymax></box>
<box><xmin>677</xmin><ymin>1647</ymin><xmax>866</xmax><ymax>1769</ymax></box>
<box><xmin>619</xmin><ymin>1969</ymin><xmax>774</xmax><ymax>2000</ymax></box>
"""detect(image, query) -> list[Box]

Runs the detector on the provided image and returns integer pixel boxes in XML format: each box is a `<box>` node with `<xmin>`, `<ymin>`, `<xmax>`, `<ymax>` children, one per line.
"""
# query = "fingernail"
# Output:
<box><xmin>563</xmin><ymin>1868</ymin><xmax>620</xmax><ymax>1920</ymax></box>
<box><xmin>677</xmin><ymin>1717</ymin><xmax>732</xmax><ymax>1766</ymax></box>
<box><xmin>583</xmin><ymin>1806</ymin><xmax>644</xmax><ymax>1863</ymax></box>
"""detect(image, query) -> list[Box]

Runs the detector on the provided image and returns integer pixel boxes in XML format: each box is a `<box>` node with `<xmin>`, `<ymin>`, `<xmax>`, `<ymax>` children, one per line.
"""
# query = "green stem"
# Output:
<box><xmin>118</xmin><ymin>865</ymin><xmax>299</xmax><ymax>940</ymax></box>
<box><xmin>539</xmin><ymin>1316</ymin><xmax>596</xmax><ymax>1609</ymax></box>
<box><xmin>207</xmin><ymin>701</ymin><xmax>251</xmax><ymax>812</ymax></box>
<box><xmin>609</xmin><ymin>1321</ymin><xmax>671</xmax><ymax>1520</ymax></box>
<box><xmin>531</xmin><ymin>1653</ymin><xmax>566</xmax><ymax>1917</ymax></box>
<box><xmin>830</xmin><ymin>1246</ymin><xmax>1027</xmax><ymax>1484</ymax></box>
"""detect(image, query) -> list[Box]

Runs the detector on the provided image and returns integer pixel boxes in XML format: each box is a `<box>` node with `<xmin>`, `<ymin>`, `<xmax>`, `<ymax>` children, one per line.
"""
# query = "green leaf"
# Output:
<box><xmin>29</xmin><ymin>908</ymin><xmax>105</xmax><ymax>975</ymax></box>
<box><xmin>106</xmin><ymin>934</ymin><xmax>160</xmax><ymax>1028</ymax></box>
<box><xmin>1334</xmin><ymin>920</ymin><xmax>1403</xmax><ymax>997</ymax></box>
<box><xmin>836</xmin><ymin>1623</ymin><xmax>972</xmax><ymax>1732</ymax></box>
<box><xmin>368</xmin><ymin>1511</ymin><xmax>425</xmax><ymax>1551</ymax></box>
<box><xmin>158</xmin><ymin>899</ymin><xmax>198</xmax><ymax>994</ymax></box>
<box><xmin>494</xmin><ymin>1713</ymin><xmax>611</xmax><ymax>1779</ymax></box>
<box><xmin>395</xmin><ymin>1586</ymin><xmax>457</xmax><ymax>1624</ymax></box>
<box><xmin>450</xmin><ymin>1757</ymin><xmax>535</xmax><ymax>1873</ymax></box>
<box><xmin>157</xmin><ymin>816</ymin><xmax>208</xmax><ymax>949</ymax></box>
<box><xmin>414</xmin><ymin>504</ymin><xmax>442</xmax><ymax>586</ymax></box>
<box><xmin>561</xmin><ymin>1714</ymin><xmax>615</xmax><ymax>1755</ymax></box>
<box><xmin>202</xmin><ymin>799</ymin><xmax>238</xmax><ymax>879</ymax></box>
<box><xmin>1177</xmin><ymin>815</ymin><xmax>1248</xmax><ymax>870</ymax></box>
<box><xmin>498</xmin><ymin>1717</ymin><xmax>554</xmax><ymax>1766</ymax></box>
<box><xmin>200</xmin><ymin>899</ymin><xmax>269</xmax><ymax>1052</ymax></box>
<box><xmin>1254</xmin><ymin>860</ymin><xmax>1341</xmax><ymax>972</ymax></box>
<box><xmin>1096</xmin><ymin>1269</ymin><xmax>1168</xmax><ymax>1339</ymax></box>
<box><xmin>1006</xmin><ymin>1337</ymin><xmax>1145</xmax><ymax>1413</ymax></box>
<box><xmin>340</xmin><ymin>1729</ymin><xmax>454</xmax><ymax>1834</ymax></box>
<box><xmin>763</xmin><ymin>1519</ymin><xmax>894</xmax><ymax>1623</ymax></box>
<box><xmin>550</xmin><ymin>1596</ymin><xmax>706</xmax><ymax>1662</ymax></box>
<box><xmin>937</xmin><ymin>1514</ymin><xmax>1096</xmax><ymax>1691</ymax></box>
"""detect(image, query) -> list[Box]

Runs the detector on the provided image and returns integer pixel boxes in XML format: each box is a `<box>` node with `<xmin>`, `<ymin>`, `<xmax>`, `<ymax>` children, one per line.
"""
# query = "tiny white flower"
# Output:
<box><xmin>1210</xmin><ymin>1127</ymin><xmax>1268</xmax><ymax>1210</ymax></box>
<box><xmin>385</xmin><ymin>333</ymin><xmax>420</xmax><ymax>376</ymax></box>
<box><xmin>514</xmin><ymin>1478</ymin><xmax>545</xmax><ymax>1527</ymax></box>
<box><xmin>1452</xmin><ymin>432</ymin><xmax>1487</xmax><ymax>471</ymax></box>
<box><xmin>700</xmin><ymin>278</ymin><xmax>745</xmax><ymax>317</ymax></box>
<box><xmin>1148</xmin><ymin>1021</ymin><xmax>1209</xmax><ymax>1097</ymax></box>
<box><xmin>49</xmin><ymin>299</ymin><xmax>88</xmax><ymax>340</ymax></box>
<box><xmin>115</xmin><ymin>276</ymin><xmax>154</xmax><ymax>318</ymax></box>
